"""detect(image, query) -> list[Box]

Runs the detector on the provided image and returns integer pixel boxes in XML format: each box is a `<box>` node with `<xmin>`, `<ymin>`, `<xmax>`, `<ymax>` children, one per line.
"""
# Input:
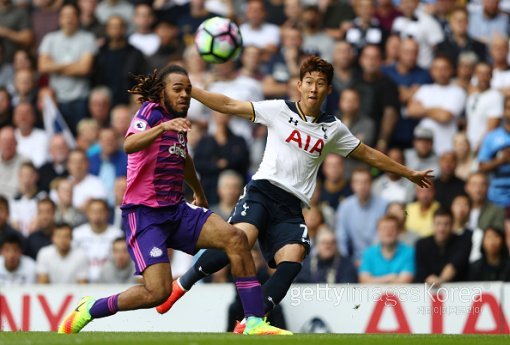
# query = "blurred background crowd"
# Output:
<box><xmin>1</xmin><ymin>0</ymin><xmax>510</xmax><ymax>302</ymax></box>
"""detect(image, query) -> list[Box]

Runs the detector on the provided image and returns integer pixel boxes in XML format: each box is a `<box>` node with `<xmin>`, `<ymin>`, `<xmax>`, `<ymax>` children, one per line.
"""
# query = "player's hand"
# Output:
<box><xmin>161</xmin><ymin>118</ymin><xmax>192</xmax><ymax>133</ymax></box>
<box><xmin>193</xmin><ymin>193</ymin><xmax>209</xmax><ymax>208</ymax></box>
<box><xmin>407</xmin><ymin>169</ymin><xmax>434</xmax><ymax>188</ymax></box>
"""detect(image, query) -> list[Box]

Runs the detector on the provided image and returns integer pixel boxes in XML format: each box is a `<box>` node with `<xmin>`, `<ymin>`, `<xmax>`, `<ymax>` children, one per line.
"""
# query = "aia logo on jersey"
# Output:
<box><xmin>285</xmin><ymin>129</ymin><xmax>324</xmax><ymax>155</ymax></box>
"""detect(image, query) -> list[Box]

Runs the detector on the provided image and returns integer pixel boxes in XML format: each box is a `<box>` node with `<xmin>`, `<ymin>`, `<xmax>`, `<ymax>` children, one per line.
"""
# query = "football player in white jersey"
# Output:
<box><xmin>156</xmin><ymin>56</ymin><xmax>433</xmax><ymax>331</ymax></box>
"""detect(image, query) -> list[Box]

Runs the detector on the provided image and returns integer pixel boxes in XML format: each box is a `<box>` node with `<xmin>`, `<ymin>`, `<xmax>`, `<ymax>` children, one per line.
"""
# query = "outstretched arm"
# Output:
<box><xmin>184</xmin><ymin>154</ymin><xmax>208</xmax><ymax>208</ymax></box>
<box><xmin>350</xmin><ymin>143</ymin><xmax>434</xmax><ymax>188</ymax></box>
<box><xmin>192</xmin><ymin>87</ymin><xmax>254</xmax><ymax>120</ymax></box>
<box><xmin>123</xmin><ymin>118</ymin><xmax>191</xmax><ymax>153</ymax></box>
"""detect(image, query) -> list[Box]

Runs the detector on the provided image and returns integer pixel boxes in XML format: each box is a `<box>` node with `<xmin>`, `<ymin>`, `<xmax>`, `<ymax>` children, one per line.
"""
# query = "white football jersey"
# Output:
<box><xmin>251</xmin><ymin>100</ymin><xmax>361</xmax><ymax>207</ymax></box>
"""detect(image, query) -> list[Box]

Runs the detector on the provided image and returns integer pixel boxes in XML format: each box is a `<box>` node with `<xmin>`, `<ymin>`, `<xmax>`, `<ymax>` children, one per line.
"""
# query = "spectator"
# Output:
<box><xmin>382</xmin><ymin>38</ymin><xmax>432</xmax><ymax>148</ymax></box>
<box><xmin>88</xmin><ymin>86</ymin><xmax>112</xmax><ymax>128</ymax></box>
<box><xmin>436</xmin><ymin>7</ymin><xmax>487</xmax><ymax>69</ymax></box>
<box><xmin>281</xmin><ymin>0</ymin><xmax>302</xmax><ymax>29</ymax></box>
<box><xmin>10</xmin><ymin>68</ymin><xmax>37</xmax><ymax>106</ymax></box>
<box><xmin>405</xmin><ymin>183</ymin><xmax>440</xmax><ymax>237</ymax></box>
<box><xmin>317</xmin><ymin>153</ymin><xmax>352</xmax><ymax>211</ymax></box>
<box><xmin>301</xmin><ymin>5</ymin><xmax>334</xmax><ymax>62</ymax></box>
<box><xmin>384</xmin><ymin>34</ymin><xmax>400</xmax><ymax>66</ymax></box>
<box><xmin>208</xmin><ymin>60</ymin><xmax>263</xmax><ymax>143</ymax></box>
<box><xmin>415</xmin><ymin>208</ymin><xmax>472</xmax><ymax>283</ymax></box>
<box><xmin>338</xmin><ymin>88</ymin><xmax>376</xmax><ymax>148</ymax></box>
<box><xmin>93</xmin><ymin>16</ymin><xmax>146</xmax><ymax>107</ymax></box>
<box><xmin>210</xmin><ymin>170</ymin><xmax>243</xmax><ymax>221</ymax></box>
<box><xmin>239</xmin><ymin>46</ymin><xmax>263</xmax><ymax>81</ymax></box>
<box><xmin>67</xmin><ymin>149</ymin><xmax>107</xmax><ymax>210</ymax></box>
<box><xmin>175</xmin><ymin>0</ymin><xmax>218</xmax><ymax>46</ymax></box>
<box><xmin>148</xmin><ymin>21</ymin><xmax>184</xmax><ymax>70</ymax></box>
<box><xmin>13</xmin><ymin>102</ymin><xmax>49</xmax><ymax>168</ymax></box>
<box><xmin>297</xmin><ymin>229</ymin><xmax>358</xmax><ymax>283</ymax></box>
<box><xmin>128</xmin><ymin>3</ymin><xmax>160</xmax><ymax>57</ymax></box>
<box><xmin>110</xmin><ymin>176</ymin><xmax>126</xmax><ymax>230</ymax></box>
<box><xmin>53</xmin><ymin>178</ymin><xmax>87</xmax><ymax>227</ymax></box>
<box><xmin>99</xmin><ymin>237</ymin><xmax>137</xmax><ymax>284</ymax></box>
<box><xmin>468</xmin><ymin>0</ymin><xmax>509</xmax><ymax>44</ymax></box>
<box><xmin>336</xmin><ymin>168</ymin><xmax>388</xmax><ymax>262</ymax></box>
<box><xmin>73</xmin><ymin>198</ymin><xmax>123</xmax><ymax>282</ymax></box>
<box><xmin>76</xmin><ymin>118</ymin><xmax>100</xmax><ymax>156</ymax></box>
<box><xmin>407</xmin><ymin>56</ymin><xmax>466</xmax><ymax>155</ymax></box>
<box><xmin>88</xmin><ymin>128</ymin><xmax>127</xmax><ymax>205</ymax></box>
<box><xmin>465</xmin><ymin>172</ymin><xmax>505</xmax><ymax>232</ymax></box>
<box><xmin>344</xmin><ymin>0</ymin><xmax>385</xmax><ymax>54</ymax></box>
<box><xmin>10</xmin><ymin>162</ymin><xmax>46</xmax><ymax>236</ymax></box>
<box><xmin>37</xmin><ymin>134</ymin><xmax>70</xmax><ymax>193</ymax></box>
<box><xmin>36</xmin><ymin>222</ymin><xmax>89</xmax><ymax>284</ymax></box>
<box><xmin>478</xmin><ymin>96</ymin><xmax>510</xmax><ymax>207</ymax></box>
<box><xmin>325</xmin><ymin>40</ymin><xmax>359</xmax><ymax>114</ymax></box>
<box><xmin>454</xmin><ymin>52</ymin><xmax>478</xmax><ymax>92</ymax></box>
<box><xmin>386</xmin><ymin>201</ymin><xmax>419</xmax><ymax>246</ymax></box>
<box><xmin>489</xmin><ymin>35</ymin><xmax>510</xmax><ymax>94</ymax></box>
<box><xmin>404</xmin><ymin>126</ymin><xmax>439</xmax><ymax>173</ymax></box>
<box><xmin>239</xmin><ymin>0</ymin><xmax>280</xmax><ymax>59</ymax></box>
<box><xmin>322</xmin><ymin>0</ymin><xmax>356</xmax><ymax>40</ymax></box>
<box><xmin>0</xmin><ymin>234</ymin><xmax>35</xmax><ymax>285</ymax></box>
<box><xmin>0</xmin><ymin>126</ymin><xmax>27</xmax><ymax>198</ymax></box>
<box><xmin>31</xmin><ymin>0</ymin><xmax>60</xmax><ymax>49</ymax></box>
<box><xmin>24</xmin><ymin>198</ymin><xmax>56</xmax><ymax>259</ymax></box>
<box><xmin>194</xmin><ymin>111</ymin><xmax>249</xmax><ymax>205</ymax></box>
<box><xmin>0</xmin><ymin>0</ymin><xmax>32</xmax><ymax>63</ymax></box>
<box><xmin>110</xmin><ymin>105</ymin><xmax>132</xmax><ymax>138</ymax></box>
<box><xmin>392</xmin><ymin>0</ymin><xmax>443</xmax><ymax>68</ymax></box>
<box><xmin>38</xmin><ymin>3</ymin><xmax>97</xmax><ymax>132</ymax></box>
<box><xmin>450</xmin><ymin>193</ymin><xmax>481</xmax><ymax>262</ymax></box>
<box><xmin>372</xmin><ymin>147</ymin><xmax>415</xmax><ymax>203</ymax></box>
<box><xmin>375</xmin><ymin>0</ymin><xmax>401</xmax><ymax>33</ymax></box>
<box><xmin>0</xmin><ymin>87</ymin><xmax>12</xmax><ymax>128</ymax></box>
<box><xmin>78</xmin><ymin>0</ymin><xmax>104</xmax><ymax>39</ymax></box>
<box><xmin>434</xmin><ymin>151</ymin><xmax>465</xmax><ymax>208</ymax></box>
<box><xmin>263</xmin><ymin>25</ymin><xmax>306</xmax><ymax>99</ymax></box>
<box><xmin>469</xmin><ymin>226</ymin><xmax>510</xmax><ymax>281</ymax></box>
<box><xmin>0</xmin><ymin>195</ymin><xmax>24</xmax><ymax>246</ymax></box>
<box><xmin>359</xmin><ymin>215</ymin><xmax>415</xmax><ymax>283</ymax></box>
<box><xmin>356</xmin><ymin>45</ymin><xmax>400</xmax><ymax>152</ymax></box>
<box><xmin>303</xmin><ymin>206</ymin><xmax>328</xmax><ymax>244</ymax></box>
<box><xmin>182</xmin><ymin>46</ymin><xmax>211</xmax><ymax>125</ymax></box>
<box><xmin>453</xmin><ymin>132</ymin><xmax>476</xmax><ymax>181</ymax></box>
<box><xmin>95</xmin><ymin>0</ymin><xmax>134</xmax><ymax>25</ymax></box>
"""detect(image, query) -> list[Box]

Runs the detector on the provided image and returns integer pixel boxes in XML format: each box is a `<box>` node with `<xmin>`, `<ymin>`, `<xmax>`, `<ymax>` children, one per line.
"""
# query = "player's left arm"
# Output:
<box><xmin>184</xmin><ymin>154</ymin><xmax>208</xmax><ymax>208</ymax></box>
<box><xmin>350</xmin><ymin>143</ymin><xmax>434</xmax><ymax>188</ymax></box>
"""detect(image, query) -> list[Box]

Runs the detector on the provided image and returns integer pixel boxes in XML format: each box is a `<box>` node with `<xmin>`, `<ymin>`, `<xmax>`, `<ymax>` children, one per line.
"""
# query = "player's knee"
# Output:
<box><xmin>226</xmin><ymin>227</ymin><xmax>249</xmax><ymax>252</ymax></box>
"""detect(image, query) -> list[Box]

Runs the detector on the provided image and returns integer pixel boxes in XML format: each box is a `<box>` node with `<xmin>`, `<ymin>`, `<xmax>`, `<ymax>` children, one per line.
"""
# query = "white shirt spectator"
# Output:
<box><xmin>208</xmin><ymin>75</ymin><xmax>263</xmax><ymax>143</ymax></box>
<box><xmin>36</xmin><ymin>244</ymin><xmax>89</xmax><ymax>284</ymax></box>
<box><xmin>71</xmin><ymin>174</ymin><xmax>108</xmax><ymax>209</ymax></box>
<box><xmin>128</xmin><ymin>32</ymin><xmax>160</xmax><ymax>56</ymax></box>
<box><xmin>73</xmin><ymin>224</ymin><xmax>123</xmax><ymax>282</ymax></box>
<box><xmin>466</xmin><ymin>88</ymin><xmax>503</xmax><ymax>150</ymax></box>
<box><xmin>14</xmin><ymin>128</ymin><xmax>49</xmax><ymax>168</ymax></box>
<box><xmin>9</xmin><ymin>192</ymin><xmax>45</xmax><ymax>237</ymax></box>
<box><xmin>392</xmin><ymin>11</ymin><xmax>444</xmax><ymax>68</ymax></box>
<box><xmin>0</xmin><ymin>154</ymin><xmax>28</xmax><ymax>199</ymax></box>
<box><xmin>491</xmin><ymin>68</ymin><xmax>510</xmax><ymax>90</ymax></box>
<box><xmin>371</xmin><ymin>175</ymin><xmax>415</xmax><ymax>204</ymax></box>
<box><xmin>412</xmin><ymin>84</ymin><xmax>466</xmax><ymax>155</ymax></box>
<box><xmin>0</xmin><ymin>255</ymin><xmax>36</xmax><ymax>285</ymax></box>
<box><xmin>240</xmin><ymin>23</ymin><xmax>280</xmax><ymax>50</ymax></box>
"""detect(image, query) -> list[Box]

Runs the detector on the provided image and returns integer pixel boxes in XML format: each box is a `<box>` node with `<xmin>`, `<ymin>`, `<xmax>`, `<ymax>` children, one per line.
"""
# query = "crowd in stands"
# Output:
<box><xmin>1</xmin><ymin>0</ymin><xmax>510</xmax><ymax>287</ymax></box>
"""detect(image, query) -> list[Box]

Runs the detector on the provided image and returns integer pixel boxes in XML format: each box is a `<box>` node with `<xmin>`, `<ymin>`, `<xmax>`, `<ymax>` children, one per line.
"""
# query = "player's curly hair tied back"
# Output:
<box><xmin>128</xmin><ymin>65</ymin><xmax>189</xmax><ymax>104</ymax></box>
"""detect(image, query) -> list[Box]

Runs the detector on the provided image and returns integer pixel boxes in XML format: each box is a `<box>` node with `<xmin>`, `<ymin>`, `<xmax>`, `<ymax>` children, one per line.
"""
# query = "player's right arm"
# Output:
<box><xmin>192</xmin><ymin>87</ymin><xmax>254</xmax><ymax>120</ymax></box>
<box><xmin>124</xmin><ymin>118</ymin><xmax>191</xmax><ymax>154</ymax></box>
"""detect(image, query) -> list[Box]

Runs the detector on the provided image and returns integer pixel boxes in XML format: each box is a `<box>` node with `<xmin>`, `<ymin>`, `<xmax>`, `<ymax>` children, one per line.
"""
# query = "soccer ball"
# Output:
<box><xmin>194</xmin><ymin>16</ymin><xmax>243</xmax><ymax>64</ymax></box>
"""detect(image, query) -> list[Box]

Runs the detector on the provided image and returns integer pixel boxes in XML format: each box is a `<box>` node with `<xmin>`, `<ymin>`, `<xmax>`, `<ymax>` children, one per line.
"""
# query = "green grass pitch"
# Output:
<box><xmin>0</xmin><ymin>333</ymin><xmax>508</xmax><ymax>345</ymax></box>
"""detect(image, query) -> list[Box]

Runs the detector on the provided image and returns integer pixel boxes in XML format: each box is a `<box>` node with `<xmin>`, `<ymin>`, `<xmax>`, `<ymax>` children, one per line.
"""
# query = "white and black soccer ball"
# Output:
<box><xmin>194</xmin><ymin>16</ymin><xmax>243</xmax><ymax>64</ymax></box>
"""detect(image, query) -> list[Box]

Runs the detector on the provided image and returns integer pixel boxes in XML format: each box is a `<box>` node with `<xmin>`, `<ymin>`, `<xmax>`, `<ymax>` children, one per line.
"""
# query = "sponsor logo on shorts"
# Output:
<box><xmin>150</xmin><ymin>247</ymin><xmax>163</xmax><ymax>258</ymax></box>
<box><xmin>241</xmin><ymin>203</ymin><xmax>249</xmax><ymax>216</ymax></box>
<box><xmin>134</xmin><ymin>120</ymin><xmax>147</xmax><ymax>131</ymax></box>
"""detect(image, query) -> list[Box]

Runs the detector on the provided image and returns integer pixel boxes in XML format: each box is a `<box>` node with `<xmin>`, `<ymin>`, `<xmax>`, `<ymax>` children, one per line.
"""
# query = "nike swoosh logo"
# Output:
<box><xmin>75</xmin><ymin>301</ymin><xmax>86</xmax><ymax>312</ymax></box>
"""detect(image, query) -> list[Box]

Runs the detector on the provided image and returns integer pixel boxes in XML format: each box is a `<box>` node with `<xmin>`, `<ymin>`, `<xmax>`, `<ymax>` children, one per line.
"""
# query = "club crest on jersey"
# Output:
<box><xmin>321</xmin><ymin>126</ymin><xmax>328</xmax><ymax>139</ymax></box>
<box><xmin>288</xmin><ymin>117</ymin><xmax>298</xmax><ymax>126</ymax></box>
<box><xmin>169</xmin><ymin>143</ymin><xmax>187</xmax><ymax>158</ymax></box>
<box><xmin>133</xmin><ymin>120</ymin><xmax>147</xmax><ymax>131</ymax></box>
<box><xmin>285</xmin><ymin>129</ymin><xmax>324</xmax><ymax>155</ymax></box>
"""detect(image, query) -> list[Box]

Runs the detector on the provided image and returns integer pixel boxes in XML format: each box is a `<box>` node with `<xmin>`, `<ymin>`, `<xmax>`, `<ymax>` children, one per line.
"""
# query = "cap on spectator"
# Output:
<box><xmin>414</xmin><ymin>126</ymin><xmax>434</xmax><ymax>141</ymax></box>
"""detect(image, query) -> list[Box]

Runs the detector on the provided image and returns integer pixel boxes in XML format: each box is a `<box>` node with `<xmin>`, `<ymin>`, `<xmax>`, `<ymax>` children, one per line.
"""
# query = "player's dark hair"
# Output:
<box><xmin>299</xmin><ymin>56</ymin><xmax>334</xmax><ymax>85</ymax></box>
<box><xmin>128</xmin><ymin>65</ymin><xmax>189</xmax><ymax>104</ymax></box>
